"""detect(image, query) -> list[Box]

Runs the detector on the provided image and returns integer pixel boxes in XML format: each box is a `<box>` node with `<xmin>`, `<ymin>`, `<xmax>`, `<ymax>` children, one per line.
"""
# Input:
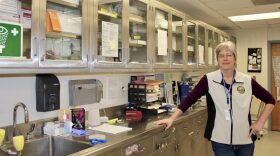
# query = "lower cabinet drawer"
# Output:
<box><xmin>153</xmin><ymin>127</ymin><xmax>176</xmax><ymax>151</ymax></box>
<box><xmin>122</xmin><ymin>136</ymin><xmax>153</xmax><ymax>156</ymax></box>
<box><xmin>95</xmin><ymin>148</ymin><xmax>122</xmax><ymax>156</ymax></box>
<box><xmin>149</xmin><ymin>139</ymin><xmax>177</xmax><ymax>156</ymax></box>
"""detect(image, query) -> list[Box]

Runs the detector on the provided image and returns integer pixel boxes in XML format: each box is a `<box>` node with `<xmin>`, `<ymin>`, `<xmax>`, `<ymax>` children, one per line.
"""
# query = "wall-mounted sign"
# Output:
<box><xmin>0</xmin><ymin>21</ymin><xmax>22</xmax><ymax>57</ymax></box>
<box><xmin>247</xmin><ymin>48</ymin><xmax>262</xmax><ymax>73</ymax></box>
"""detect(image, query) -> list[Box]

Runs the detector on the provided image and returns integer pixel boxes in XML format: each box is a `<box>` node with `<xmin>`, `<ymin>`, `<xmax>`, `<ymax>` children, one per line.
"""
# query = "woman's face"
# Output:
<box><xmin>218</xmin><ymin>49</ymin><xmax>236</xmax><ymax>71</ymax></box>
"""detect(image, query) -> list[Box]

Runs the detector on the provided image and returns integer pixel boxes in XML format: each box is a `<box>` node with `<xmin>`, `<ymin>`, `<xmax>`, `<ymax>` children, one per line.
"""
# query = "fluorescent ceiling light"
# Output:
<box><xmin>228</xmin><ymin>12</ymin><xmax>280</xmax><ymax>21</ymax></box>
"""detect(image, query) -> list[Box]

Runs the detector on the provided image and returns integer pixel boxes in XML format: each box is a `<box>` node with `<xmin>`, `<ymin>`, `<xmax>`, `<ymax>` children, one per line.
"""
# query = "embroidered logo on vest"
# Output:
<box><xmin>237</xmin><ymin>86</ymin><xmax>245</xmax><ymax>94</ymax></box>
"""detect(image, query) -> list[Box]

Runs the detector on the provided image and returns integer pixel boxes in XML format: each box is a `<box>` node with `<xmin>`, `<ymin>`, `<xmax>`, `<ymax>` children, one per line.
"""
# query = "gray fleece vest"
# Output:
<box><xmin>207</xmin><ymin>70</ymin><xmax>253</xmax><ymax>144</ymax></box>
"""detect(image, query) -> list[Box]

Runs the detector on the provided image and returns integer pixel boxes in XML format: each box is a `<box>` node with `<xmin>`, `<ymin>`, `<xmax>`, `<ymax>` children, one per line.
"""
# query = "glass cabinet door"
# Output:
<box><xmin>128</xmin><ymin>0</ymin><xmax>148</xmax><ymax>63</ymax></box>
<box><xmin>0</xmin><ymin>0</ymin><xmax>38</xmax><ymax>68</ymax></box>
<box><xmin>154</xmin><ymin>6</ymin><xmax>169</xmax><ymax>67</ymax></box>
<box><xmin>224</xmin><ymin>35</ymin><xmax>229</xmax><ymax>41</ymax></box>
<box><xmin>186</xmin><ymin>21</ymin><xmax>196</xmax><ymax>65</ymax></box>
<box><xmin>171</xmin><ymin>14</ymin><xmax>183</xmax><ymax>66</ymax></box>
<box><xmin>96</xmin><ymin>0</ymin><xmax>124</xmax><ymax>66</ymax></box>
<box><xmin>219</xmin><ymin>34</ymin><xmax>225</xmax><ymax>43</ymax></box>
<box><xmin>128</xmin><ymin>0</ymin><xmax>149</xmax><ymax>66</ymax></box>
<box><xmin>207</xmin><ymin>30</ymin><xmax>214</xmax><ymax>65</ymax></box>
<box><xmin>213</xmin><ymin>31</ymin><xmax>219</xmax><ymax>65</ymax></box>
<box><xmin>230</xmin><ymin>36</ymin><xmax>236</xmax><ymax>45</ymax></box>
<box><xmin>198</xmin><ymin>25</ymin><xmax>205</xmax><ymax>65</ymax></box>
<box><xmin>40</xmin><ymin>0</ymin><xmax>87</xmax><ymax>68</ymax></box>
<box><xmin>230</xmin><ymin>36</ymin><xmax>236</xmax><ymax>44</ymax></box>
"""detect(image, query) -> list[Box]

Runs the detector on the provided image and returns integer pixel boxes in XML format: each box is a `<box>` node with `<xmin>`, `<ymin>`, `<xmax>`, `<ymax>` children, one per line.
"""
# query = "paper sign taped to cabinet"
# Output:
<box><xmin>101</xmin><ymin>21</ymin><xmax>118</xmax><ymax>57</ymax></box>
<box><xmin>157</xmin><ymin>29</ymin><xmax>167</xmax><ymax>56</ymax></box>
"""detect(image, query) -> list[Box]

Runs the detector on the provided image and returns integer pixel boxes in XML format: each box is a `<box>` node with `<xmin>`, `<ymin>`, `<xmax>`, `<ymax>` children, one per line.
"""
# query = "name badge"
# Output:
<box><xmin>225</xmin><ymin>109</ymin><xmax>231</xmax><ymax>121</ymax></box>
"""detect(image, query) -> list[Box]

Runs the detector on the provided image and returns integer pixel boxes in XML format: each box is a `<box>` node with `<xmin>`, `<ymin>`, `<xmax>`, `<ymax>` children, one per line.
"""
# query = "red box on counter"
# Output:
<box><xmin>125</xmin><ymin>110</ymin><xmax>142</xmax><ymax>121</ymax></box>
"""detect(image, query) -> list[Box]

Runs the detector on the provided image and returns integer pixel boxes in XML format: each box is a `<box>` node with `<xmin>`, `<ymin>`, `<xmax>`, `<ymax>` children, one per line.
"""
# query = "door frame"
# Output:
<box><xmin>268</xmin><ymin>41</ymin><xmax>280</xmax><ymax>130</ymax></box>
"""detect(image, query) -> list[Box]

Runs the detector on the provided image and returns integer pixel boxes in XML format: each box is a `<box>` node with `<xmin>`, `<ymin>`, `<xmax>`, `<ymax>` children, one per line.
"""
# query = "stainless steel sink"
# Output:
<box><xmin>0</xmin><ymin>136</ymin><xmax>92</xmax><ymax>156</ymax></box>
<box><xmin>51</xmin><ymin>136</ymin><xmax>91</xmax><ymax>156</ymax></box>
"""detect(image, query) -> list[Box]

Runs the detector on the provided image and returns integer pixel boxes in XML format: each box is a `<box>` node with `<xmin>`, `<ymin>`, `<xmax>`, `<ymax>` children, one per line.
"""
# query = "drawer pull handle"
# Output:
<box><xmin>125</xmin><ymin>144</ymin><xmax>145</xmax><ymax>156</ymax></box>
<box><xmin>138</xmin><ymin>144</ymin><xmax>145</xmax><ymax>153</ymax></box>
<box><xmin>161</xmin><ymin>127</ymin><xmax>175</xmax><ymax>139</ymax></box>
<box><xmin>188</xmin><ymin>131</ymin><xmax>194</xmax><ymax>136</ymax></box>
<box><xmin>183</xmin><ymin>127</ymin><xmax>188</xmax><ymax>130</ymax></box>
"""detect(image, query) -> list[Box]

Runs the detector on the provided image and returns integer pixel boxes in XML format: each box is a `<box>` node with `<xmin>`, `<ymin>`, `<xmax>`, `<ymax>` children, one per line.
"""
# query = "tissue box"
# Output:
<box><xmin>43</xmin><ymin>122</ymin><xmax>63</xmax><ymax>136</ymax></box>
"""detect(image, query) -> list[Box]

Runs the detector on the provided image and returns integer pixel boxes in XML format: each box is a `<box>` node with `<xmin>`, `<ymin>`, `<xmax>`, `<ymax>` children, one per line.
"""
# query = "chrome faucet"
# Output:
<box><xmin>13</xmin><ymin>102</ymin><xmax>29</xmax><ymax>136</ymax></box>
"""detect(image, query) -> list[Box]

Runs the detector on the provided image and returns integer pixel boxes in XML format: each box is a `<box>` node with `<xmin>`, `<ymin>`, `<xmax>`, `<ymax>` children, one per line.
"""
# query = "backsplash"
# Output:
<box><xmin>0</xmin><ymin>73</ymin><xmax>131</xmax><ymax>127</ymax></box>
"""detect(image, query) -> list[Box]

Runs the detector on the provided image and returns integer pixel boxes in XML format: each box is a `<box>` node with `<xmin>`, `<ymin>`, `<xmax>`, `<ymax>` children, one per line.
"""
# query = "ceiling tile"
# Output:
<box><xmin>221</xmin><ymin>4</ymin><xmax>280</xmax><ymax>16</ymax></box>
<box><xmin>234</xmin><ymin>20</ymin><xmax>267</xmax><ymax>29</ymax></box>
<box><xmin>255</xmin><ymin>4</ymin><xmax>280</xmax><ymax>12</ymax></box>
<box><xmin>251</xmin><ymin>0</ymin><xmax>280</xmax><ymax>5</ymax></box>
<box><xmin>220</xmin><ymin>7</ymin><xmax>261</xmax><ymax>16</ymax></box>
<box><xmin>266</xmin><ymin>18</ymin><xmax>280</xmax><ymax>24</ymax></box>
<box><xmin>205</xmin><ymin>0</ymin><xmax>254</xmax><ymax>11</ymax></box>
<box><xmin>199</xmin><ymin>0</ymin><xmax>228</xmax><ymax>2</ymax></box>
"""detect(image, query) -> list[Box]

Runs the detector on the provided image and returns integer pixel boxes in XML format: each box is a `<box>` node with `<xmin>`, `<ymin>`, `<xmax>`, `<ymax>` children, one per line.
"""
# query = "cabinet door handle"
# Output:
<box><xmin>33</xmin><ymin>37</ymin><xmax>38</xmax><ymax>57</ymax></box>
<box><xmin>148</xmin><ymin>58</ymin><xmax>151</xmax><ymax>64</ymax></box>
<box><xmin>127</xmin><ymin>57</ymin><xmax>131</xmax><ymax>64</ymax></box>
<box><xmin>40</xmin><ymin>54</ymin><xmax>45</xmax><ymax>62</ymax></box>
<box><xmin>188</xmin><ymin>131</ymin><xmax>194</xmax><ymax>136</ymax></box>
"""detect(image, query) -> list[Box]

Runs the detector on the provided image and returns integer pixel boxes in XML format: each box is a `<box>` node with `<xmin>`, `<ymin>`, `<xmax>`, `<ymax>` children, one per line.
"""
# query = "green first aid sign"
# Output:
<box><xmin>0</xmin><ymin>21</ymin><xmax>22</xmax><ymax>57</ymax></box>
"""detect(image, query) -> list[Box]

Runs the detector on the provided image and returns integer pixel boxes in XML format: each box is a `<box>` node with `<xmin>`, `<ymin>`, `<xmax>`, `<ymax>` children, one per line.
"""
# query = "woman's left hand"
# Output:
<box><xmin>249</xmin><ymin>121</ymin><xmax>263</xmax><ymax>137</ymax></box>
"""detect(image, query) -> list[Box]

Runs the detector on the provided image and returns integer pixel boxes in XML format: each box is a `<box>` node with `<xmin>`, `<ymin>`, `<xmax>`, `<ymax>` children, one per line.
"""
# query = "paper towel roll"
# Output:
<box><xmin>88</xmin><ymin>108</ymin><xmax>100</xmax><ymax>126</ymax></box>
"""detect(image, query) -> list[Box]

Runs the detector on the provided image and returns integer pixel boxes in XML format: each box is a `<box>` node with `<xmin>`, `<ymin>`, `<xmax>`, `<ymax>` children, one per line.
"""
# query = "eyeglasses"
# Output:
<box><xmin>218</xmin><ymin>54</ymin><xmax>234</xmax><ymax>59</ymax></box>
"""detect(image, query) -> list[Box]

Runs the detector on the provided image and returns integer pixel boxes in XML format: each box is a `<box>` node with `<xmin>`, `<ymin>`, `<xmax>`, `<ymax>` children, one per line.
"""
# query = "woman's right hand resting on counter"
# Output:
<box><xmin>155</xmin><ymin>118</ymin><xmax>174</xmax><ymax>130</ymax></box>
<box><xmin>154</xmin><ymin>108</ymin><xmax>183</xmax><ymax>130</ymax></box>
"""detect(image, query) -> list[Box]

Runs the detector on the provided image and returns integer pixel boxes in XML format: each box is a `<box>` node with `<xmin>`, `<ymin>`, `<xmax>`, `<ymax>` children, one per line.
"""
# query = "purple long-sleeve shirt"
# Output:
<box><xmin>178</xmin><ymin>75</ymin><xmax>275</xmax><ymax>113</ymax></box>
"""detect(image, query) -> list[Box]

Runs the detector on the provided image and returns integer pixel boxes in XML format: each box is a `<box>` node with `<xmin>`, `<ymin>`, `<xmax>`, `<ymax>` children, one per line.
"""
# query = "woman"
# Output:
<box><xmin>156</xmin><ymin>41</ymin><xmax>275</xmax><ymax>156</ymax></box>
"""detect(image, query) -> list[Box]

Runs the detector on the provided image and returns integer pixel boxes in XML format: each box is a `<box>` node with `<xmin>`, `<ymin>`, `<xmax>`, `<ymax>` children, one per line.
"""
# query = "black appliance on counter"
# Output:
<box><xmin>36</xmin><ymin>74</ymin><xmax>60</xmax><ymax>112</ymax></box>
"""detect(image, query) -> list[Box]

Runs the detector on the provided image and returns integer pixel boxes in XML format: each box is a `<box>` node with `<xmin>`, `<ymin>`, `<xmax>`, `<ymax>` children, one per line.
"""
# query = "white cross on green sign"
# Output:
<box><xmin>0</xmin><ymin>21</ymin><xmax>22</xmax><ymax>57</ymax></box>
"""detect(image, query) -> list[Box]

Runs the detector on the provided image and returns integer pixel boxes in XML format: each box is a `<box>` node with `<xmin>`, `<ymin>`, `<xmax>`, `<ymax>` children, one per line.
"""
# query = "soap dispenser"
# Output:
<box><xmin>63</xmin><ymin>111</ymin><xmax>72</xmax><ymax>135</ymax></box>
<box><xmin>36</xmin><ymin>74</ymin><xmax>60</xmax><ymax>112</ymax></box>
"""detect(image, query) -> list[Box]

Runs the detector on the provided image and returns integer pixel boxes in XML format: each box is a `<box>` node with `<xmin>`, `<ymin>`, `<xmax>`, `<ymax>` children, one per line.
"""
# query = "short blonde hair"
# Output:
<box><xmin>215</xmin><ymin>41</ymin><xmax>236</xmax><ymax>60</ymax></box>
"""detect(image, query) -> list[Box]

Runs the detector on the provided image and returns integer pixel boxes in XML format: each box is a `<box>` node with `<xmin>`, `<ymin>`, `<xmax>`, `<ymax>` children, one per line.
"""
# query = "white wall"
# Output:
<box><xmin>234</xmin><ymin>28</ymin><xmax>268</xmax><ymax>88</ymax></box>
<box><xmin>230</xmin><ymin>27</ymin><xmax>280</xmax><ymax>128</ymax></box>
<box><xmin>267</xmin><ymin>26</ymin><xmax>280</xmax><ymax>41</ymax></box>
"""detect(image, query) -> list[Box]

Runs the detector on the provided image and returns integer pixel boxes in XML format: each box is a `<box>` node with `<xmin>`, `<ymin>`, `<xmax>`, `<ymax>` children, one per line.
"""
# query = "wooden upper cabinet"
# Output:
<box><xmin>0</xmin><ymin>0</ymin><xmax>39</xmax><ymax>69</ymax></box>
<box><xmin>152</xmin><ymin>1</ymin><xmax>171</xmax><ymax>69</ymax></box>
<box><xmin>213</xmin><ymin>31</ymin><xmax>219</xmax><ymax>66</ymax></box>
<box><xmin>186</xmin><ymin>20</ymin><xmax>197</xmax><ymax>66</ymax></box>
<box><xmin>170</xmin><ymin>10</ymin><xmax>185</xmax><ymax>68</ymax></box>
<box><xmin>38</xmin><ymin>0</ymin><xmax>89</xmax><ymax>68</ymax></box>
<box><xmin>198</xmin><ymin>24</ymin><xmax>206</xmax><ymax>66</ymax></box>
<box><xmin>126</xmin><ymin>0</ymin><xmax>151</xmax><ymax>68</ymax></box>
<box><xmin>0</xmin><ymin>0</ymin><xmax>234</xmax><ymax>73</ymax></box>
<box><xmin>91</xmin><ymin>0</ymin><xmax>126</xmax><ymax>69</ymax></box>
<box><xmin>207</xmin><ymin>29</ymin><xmax>214</xmax><ymax>66</ymax></box>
